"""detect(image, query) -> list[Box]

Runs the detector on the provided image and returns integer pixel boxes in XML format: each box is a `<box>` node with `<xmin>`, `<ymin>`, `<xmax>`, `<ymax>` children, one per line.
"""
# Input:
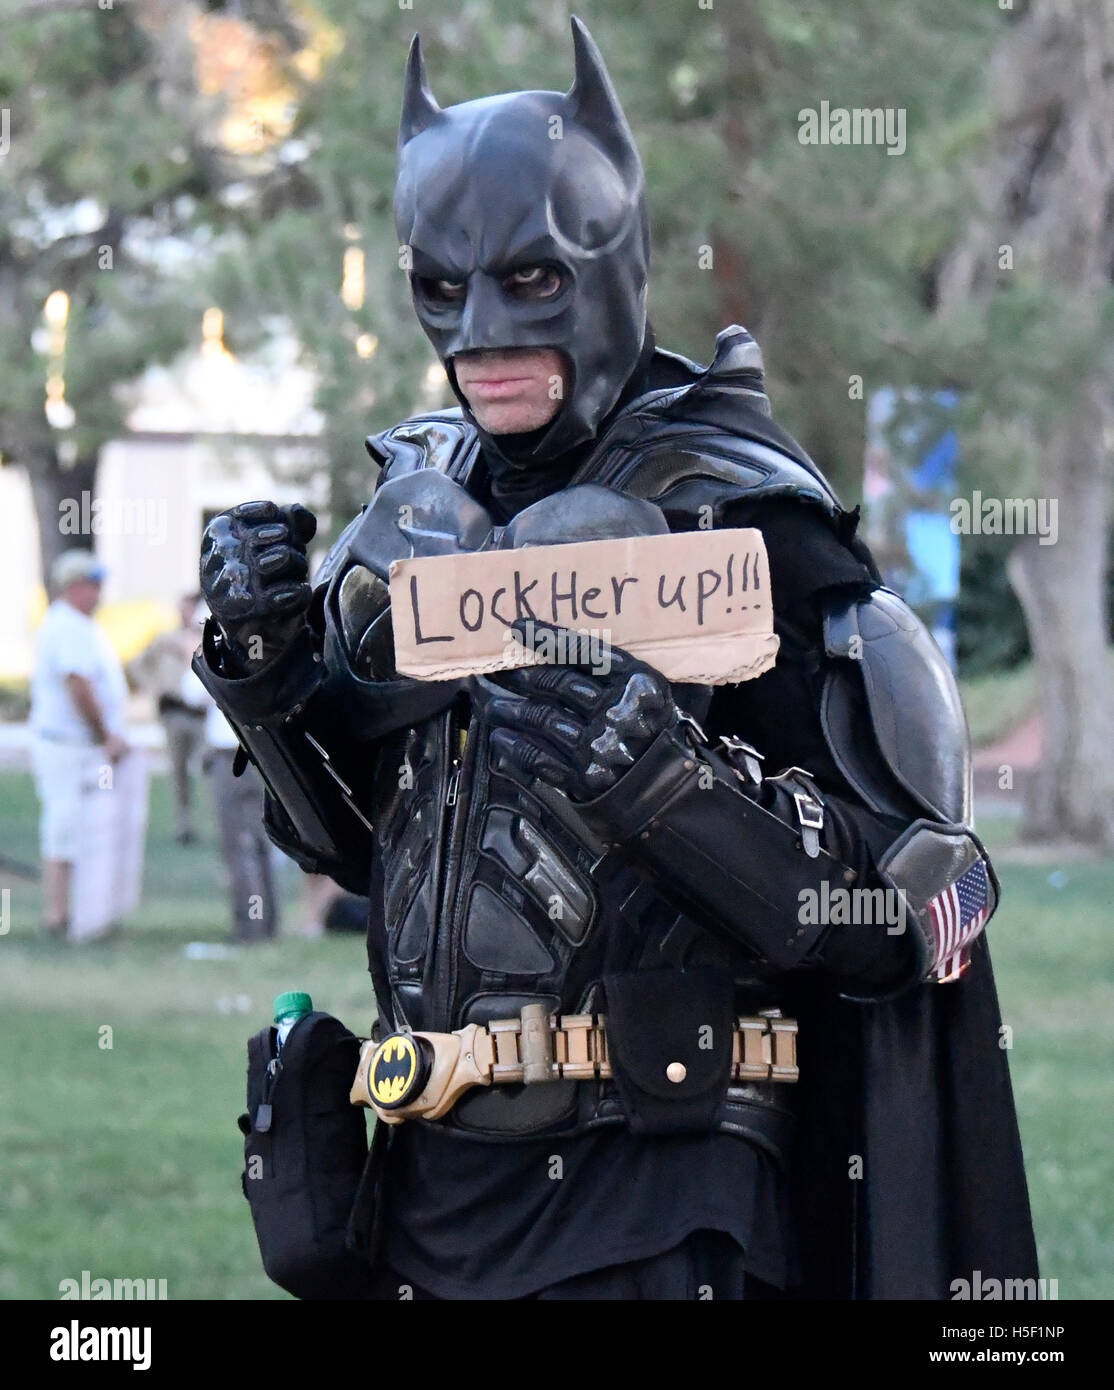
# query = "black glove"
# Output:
<box><xmin>200</xmin><ymin>501</ymin><xmax>317</xmax><ymax>667</ymax></box>
<box><xmin>474</xmin><ymin>620</ymin><xmax>678</xmax><ymax>802</ymax></box>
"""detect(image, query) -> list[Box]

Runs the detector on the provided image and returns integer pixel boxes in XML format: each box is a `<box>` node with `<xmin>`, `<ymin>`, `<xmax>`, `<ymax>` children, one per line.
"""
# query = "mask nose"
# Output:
<box><xmin>456</xmin><ymin>272</ymin><xmax>516</xmax><ymax>352</ymax></box>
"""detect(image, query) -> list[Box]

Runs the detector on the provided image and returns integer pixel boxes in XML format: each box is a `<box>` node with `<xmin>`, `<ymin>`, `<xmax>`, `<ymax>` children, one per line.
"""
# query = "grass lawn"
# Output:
<box><xmin>0</xmin><ymin>774</ymin><xmax>1111</xmax><ymax>1300</ymax></box>
<box><xmin>0</xmin><ymin>770</ymin><xmax>373</xmax><ymax>1301</ymax></box>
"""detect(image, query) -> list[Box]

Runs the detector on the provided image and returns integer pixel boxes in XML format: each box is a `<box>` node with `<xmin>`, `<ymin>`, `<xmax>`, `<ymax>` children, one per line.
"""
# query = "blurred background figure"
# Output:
<box><xmin>185</xmin><ymin>668</ymin><xmax>279</xmax><ymax>943</ymax></box>
<box><xmin>29</xmin><ymin>549</ymin><xmax>147</xmax><ymax>942</ymax></box>
<box><xmin>126</xmin><ymin>593</ymin><xmax>207</xmax><ymax>845</ymax></box>
<box><xmin>297</xmin><ymin>873</ymin><xmax>336</xmax><ymax>940</ymax></box>
<box><xmin>298</xmin><ymin>873</ymin><xmax>368</xmax><ymax>937</ymax></box>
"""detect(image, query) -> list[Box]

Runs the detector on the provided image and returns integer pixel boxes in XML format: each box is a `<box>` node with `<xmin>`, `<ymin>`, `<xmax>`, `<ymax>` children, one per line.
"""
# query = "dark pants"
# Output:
<box><xmin>367</xmin><ymin>1230</ymin><xmax>779</xmax><ymax>1301</ymax></box>
<box><xmin>207</xmin><ymin>749</ymin><xmax>278</xmax><ymax>941</ymax></box>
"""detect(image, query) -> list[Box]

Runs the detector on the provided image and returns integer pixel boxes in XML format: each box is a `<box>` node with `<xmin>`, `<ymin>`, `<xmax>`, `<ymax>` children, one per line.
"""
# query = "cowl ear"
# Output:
<box><xmin>399</xmin><ymin>33</ymin><xmax>441</xmax><ymax>150</ymax></box>
<box><xmin>565</xmin><ymin>15</ymin><xmax>641</xmax><ymax>178</ymax></box>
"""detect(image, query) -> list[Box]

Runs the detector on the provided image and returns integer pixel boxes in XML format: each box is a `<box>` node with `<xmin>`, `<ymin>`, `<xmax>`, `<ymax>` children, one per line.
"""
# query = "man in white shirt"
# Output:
<box><xmin>30</xmin><ymin>549</ymin><xmax>130</xmax><ymax>936</ymax></box>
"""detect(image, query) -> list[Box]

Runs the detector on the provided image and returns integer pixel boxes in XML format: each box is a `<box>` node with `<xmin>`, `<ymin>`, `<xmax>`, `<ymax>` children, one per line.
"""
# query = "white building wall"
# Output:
<box><xmin>0</xmin><ymin>437</ymin><xmax>326</xmax><ymax>680</ymax></box>
<box><xmin>1</xmin><ymin>342</ymin><xmax>327</xmax><ymax>680</ymax></box>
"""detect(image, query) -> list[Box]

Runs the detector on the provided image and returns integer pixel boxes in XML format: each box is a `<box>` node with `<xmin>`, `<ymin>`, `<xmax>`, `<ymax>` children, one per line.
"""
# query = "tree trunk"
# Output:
<box><xmin>25</xmin><ymin>444</ymin><xmax>100</xmax><ymax>589</ymax></box>
<box><xmin>714</xmin><ymin>0</ymin><xmax>771</xmax><ymax>331</ymax></box>
<box><xmin>1006</xmin><ymin>384</ymin><xmax>1114</xmax><ymax>846</ymax></box>
<box><xmin>937</xmin><ymin>0</ymin><xmax>1114</xmax><ymax>847</ymax></box>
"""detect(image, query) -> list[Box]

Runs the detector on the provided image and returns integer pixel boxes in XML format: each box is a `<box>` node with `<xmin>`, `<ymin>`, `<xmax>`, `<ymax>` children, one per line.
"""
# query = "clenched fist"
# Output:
<box><xmin>200</xmin><ymin>501</ymin><xmax>317</xmax><ymax>663</ymax></box>
<box><xmin>474</xmin><ymin>619</ymin><xmax>678</xmax><ymax>802</ymax></box>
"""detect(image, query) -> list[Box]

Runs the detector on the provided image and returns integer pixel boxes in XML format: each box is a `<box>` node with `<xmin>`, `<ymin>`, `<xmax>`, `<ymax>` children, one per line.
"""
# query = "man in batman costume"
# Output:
<box><xmin>196</xmin><ymin>19</ymin><xmax>1037</xmax><ymax>1300</ymax></box>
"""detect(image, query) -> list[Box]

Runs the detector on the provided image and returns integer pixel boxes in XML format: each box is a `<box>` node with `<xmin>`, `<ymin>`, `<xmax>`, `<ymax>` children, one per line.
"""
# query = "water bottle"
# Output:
<box><xmin>273</xmin><ymin>991</ymin><xmax>313</xmax><ymax>1051</ymax></box>
<box><xmin>256</xmin><ymin>992</ymin><xmax>314</xmax><ymax>1135</ymax></box>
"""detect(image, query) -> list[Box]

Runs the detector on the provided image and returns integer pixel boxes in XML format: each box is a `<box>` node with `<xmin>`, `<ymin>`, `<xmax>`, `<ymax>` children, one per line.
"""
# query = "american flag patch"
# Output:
<box><xmin>930</xmin><ymin>858</ymin><xmax>991</xmax><ymax>983</ymax></box>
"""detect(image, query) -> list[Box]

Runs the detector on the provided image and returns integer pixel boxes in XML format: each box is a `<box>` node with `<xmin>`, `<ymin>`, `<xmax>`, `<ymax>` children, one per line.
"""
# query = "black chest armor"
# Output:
<box><xmin>197</xmin><ymin>324</ymin><xmax>995</xmax><ymax>1155</ymax></box>
<box><xmin>306</xmin><ymin>327</ymin><xmax>836</xmax><ymax>1144</ymax></box>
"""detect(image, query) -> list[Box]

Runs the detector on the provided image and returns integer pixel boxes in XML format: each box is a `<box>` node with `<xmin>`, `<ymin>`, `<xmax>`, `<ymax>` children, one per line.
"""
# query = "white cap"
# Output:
<box><xmin>51</xmin><ymin>549</ymin><xmax>107</xmax><ymax>591</ymax></box>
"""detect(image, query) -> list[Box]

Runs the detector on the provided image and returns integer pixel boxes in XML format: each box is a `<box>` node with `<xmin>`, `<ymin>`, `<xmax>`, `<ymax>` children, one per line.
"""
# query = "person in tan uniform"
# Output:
<box><xmin>127</xmin><ymin>594</ymin><xmax>206</xmax><ymax>844</ymax></box>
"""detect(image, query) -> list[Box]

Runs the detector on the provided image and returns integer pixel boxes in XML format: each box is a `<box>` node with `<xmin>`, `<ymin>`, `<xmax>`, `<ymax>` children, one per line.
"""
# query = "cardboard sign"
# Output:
<box><xmin>389</xmin><ymin>528</ymin><xmax>779</xmax><ymax>685</ymax></box>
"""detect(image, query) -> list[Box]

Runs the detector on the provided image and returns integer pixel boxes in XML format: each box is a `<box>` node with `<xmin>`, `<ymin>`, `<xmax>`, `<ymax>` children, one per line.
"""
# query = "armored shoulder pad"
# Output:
<box><xmin>313</xmin><ymin>508</ymin><xmax>366</xmax><ymax>593</ymax></box>
<box><xmin>316</xmin><ymin>409</ymin><xmax>477</xmax><ymax>592</ymax></box>
<box><xmin>606</xmin><ymin>429</ymin><xmax>844</xmax><ymax>529</ymax></box>
<box><xmin>820</xmin><ymin>588</ymin><xmax>971</xmax><ymax>825</ymax></box>
<box><xmin>313</xmin><ymin>409</ymin><xmax>482</xmax><ymax>642</ymax></box>
<box><xmin>584</xmin><ymin>328</ymin><xmax>844</xmax><ymax>526</ymax></box>
<box><xmin>365</xmin><ymin>410</ymin><xmax>479</xmax><ymax>484</ymax></box>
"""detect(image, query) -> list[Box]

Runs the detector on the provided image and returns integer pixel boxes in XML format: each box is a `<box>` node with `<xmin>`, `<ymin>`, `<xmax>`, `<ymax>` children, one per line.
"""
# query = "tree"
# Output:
<box><xmin>0</xmin><ymin>0</ymin><xmax>307</xmax><ymax>579</ymax></box>
<box><xmin>242</xmin><ymin>0</ymin><xmax>1000</xmax><ymax>510</ymax></box>
<box><xmin>711</xmin><ymin>0</ymin><xmax>1001</xmax><ymax>493</ymax></box>
<box><xmin>935</xmin><ymin>0</ymin><xmax>1114</xmax><ymax>847</ymax></box>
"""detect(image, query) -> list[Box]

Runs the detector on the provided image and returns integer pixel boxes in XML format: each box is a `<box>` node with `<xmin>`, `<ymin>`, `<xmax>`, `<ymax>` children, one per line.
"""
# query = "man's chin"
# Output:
<box><xmin>471</xmin><ymin>403</ymin><xmax>558</xmax><ymax>436</ymax></box>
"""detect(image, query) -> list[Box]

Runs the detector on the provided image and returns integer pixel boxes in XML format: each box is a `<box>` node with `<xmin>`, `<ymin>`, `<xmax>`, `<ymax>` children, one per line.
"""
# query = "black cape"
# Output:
<box><xmin>687</xmin><ymin>391</ymin><xmax>1039</xmax><ymax>1301</ymax></box>
<box><xmin>716</xmin><ymin>477</ymin><xmax>1037</xmax><ymax>1302</ymax></box>
<box><xmin>784</xmin><ymin>939</ymin><xmax>1038</xmax><ymax>1299</ymax></box>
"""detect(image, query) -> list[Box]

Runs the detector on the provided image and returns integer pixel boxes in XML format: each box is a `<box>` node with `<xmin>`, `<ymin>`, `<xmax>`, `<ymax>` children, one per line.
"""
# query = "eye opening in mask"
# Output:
<box><xmin>500</xmin><ymin>263</ymin><xmax>566</xmax><ymax>301</ymax></box>
<box><xmin>413</xmin><ymin>273</ymin><xmax>468</xmax><ymax>308</ymax></box>
<box><xmin>412</xmin><ymin>262</ymin><xmax>569</xmax><ymax>311</ymax></box>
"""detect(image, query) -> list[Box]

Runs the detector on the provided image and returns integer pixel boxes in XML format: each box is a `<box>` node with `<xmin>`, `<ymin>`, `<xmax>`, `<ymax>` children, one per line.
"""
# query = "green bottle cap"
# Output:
<box><xmin>273</xmin><ymin>991</ymin><xmax>313</xmax><ymax>1024</ymax></box>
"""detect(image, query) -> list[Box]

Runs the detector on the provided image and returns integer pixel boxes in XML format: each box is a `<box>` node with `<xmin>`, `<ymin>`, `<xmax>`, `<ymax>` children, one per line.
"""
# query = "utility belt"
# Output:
<box><xmin>238</xmin><ymin>976</ymin><xmax>798</xmax><ymax>1299</ymax></box>
<box><xmin>351</xmin><ymin>1002</ymin><xmax>798</xmax><ymax>1126</ymax></box>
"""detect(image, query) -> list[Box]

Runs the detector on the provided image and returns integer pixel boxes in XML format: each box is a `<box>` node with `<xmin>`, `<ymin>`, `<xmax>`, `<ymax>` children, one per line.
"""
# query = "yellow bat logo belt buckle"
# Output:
<box><xmin>365</xmin><ymin>1032</ymin><xmax>429</xmax><ymax>1109</ymax></box>
<box><xmin>350</xmin><ymin>1024</ymin><xmax>492</xmax><ymax>1124</ymax></box>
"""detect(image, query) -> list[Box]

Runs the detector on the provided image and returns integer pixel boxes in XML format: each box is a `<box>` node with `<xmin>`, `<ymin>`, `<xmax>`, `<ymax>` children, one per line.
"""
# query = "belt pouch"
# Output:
<box><xmin>239</xmin><ymin>1012</ymin><xmax>375</xmax><ymax>1299</ymax></box>
<box><xmin>602</xmin><ymin>967</ymin><xmax>734</xmax><ymax>1135</ymax></box>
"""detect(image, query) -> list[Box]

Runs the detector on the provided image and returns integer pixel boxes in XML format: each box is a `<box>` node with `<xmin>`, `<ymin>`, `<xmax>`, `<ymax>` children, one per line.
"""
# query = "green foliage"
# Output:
<box><xmin>0</xmin><ymin>2</ymin><xmax>293</xmax><ymax>464</ymax></box>
<box><xmin>960</xmin><ymin>652</ymin><xmax>1039</xmax><ymax>748</ymax></box>
<box><xmin>228</xmin><ymin>0</ymin><xmax>1008</xmax><ymax>509</ymax></box>
<box><xmin>4</xmin><ymin>0</ymin><xmax>1098</xmax><ymax>672</ymax></box>
<box><xmin>957</xmin><ymin>538</ymin><xmax>1032</xmax><ymax>677</ymax></box>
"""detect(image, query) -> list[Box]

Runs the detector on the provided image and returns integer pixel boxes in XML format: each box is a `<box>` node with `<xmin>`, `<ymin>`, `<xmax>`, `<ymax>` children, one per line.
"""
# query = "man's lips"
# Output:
<box><xmin>459</xmin><ymin>375</ymin><xmax>534</xmax><ymax>399</ymax></box>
